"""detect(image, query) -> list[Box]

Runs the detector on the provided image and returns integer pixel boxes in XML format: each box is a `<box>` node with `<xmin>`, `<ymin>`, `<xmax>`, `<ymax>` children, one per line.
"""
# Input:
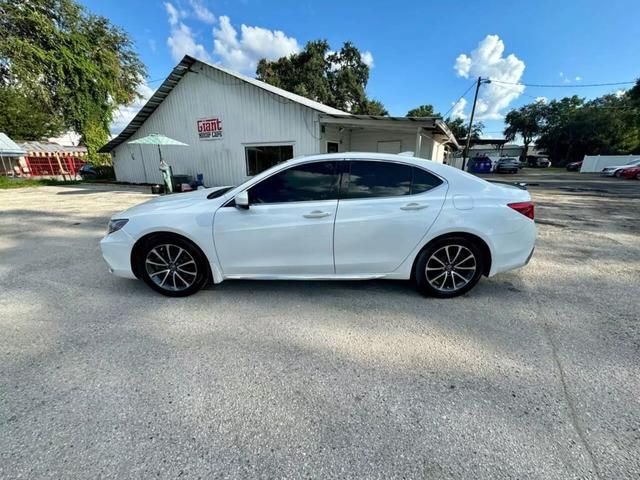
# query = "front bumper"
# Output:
<box><xmin>99</xmin><ymin>229</ymin><xmax>137</xmax><ymax>279</ymax></box>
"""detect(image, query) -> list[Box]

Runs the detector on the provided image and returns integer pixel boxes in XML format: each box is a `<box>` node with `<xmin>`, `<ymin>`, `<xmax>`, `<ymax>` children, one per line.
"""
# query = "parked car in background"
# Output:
<box><xmin>496</xmin><ymin>158</ymin><xmax>520</xmax><ymax>174</ymax></box>
<box><xmin>601</xmin><ymin>158</ymin><xmax>640</xmax><ymax>177</ymax></box>
<box><xmin>467</xmin><ymin>155</ymin><xmax>492</xmax><ymax>174</ymax></box>
<box><xmin>101</xmin><ymin>153</ymin><xmax>536</xmax><ymax>299</ymax></box>
<box><xmin>566</xmin><ymin>161</ymin><xmax>583</xmax><ymax>171</ymax></box>
<box><xmin>619</xmin><ymin>165</ymin><xmax>640</xmax><ymax>180</ymax></box>
<box><xmin>527</xmin><ymin>156</ymin><xmax>551</xmax><ymax>168</ymax></box>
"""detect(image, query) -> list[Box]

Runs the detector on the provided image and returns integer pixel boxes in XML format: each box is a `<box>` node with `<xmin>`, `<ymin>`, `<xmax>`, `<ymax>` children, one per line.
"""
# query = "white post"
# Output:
<box><xmin>415</xmin><ymin>128</ymin><xmax>423</xmax><ymax>158</ymax></box>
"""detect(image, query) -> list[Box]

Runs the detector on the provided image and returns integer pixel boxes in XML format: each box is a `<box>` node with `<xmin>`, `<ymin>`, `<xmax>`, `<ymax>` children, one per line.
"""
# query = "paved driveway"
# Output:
<box><xmin>1</xmin><ymin>182</ymin><xmax>639</xmax><ymax>479</ymax></box>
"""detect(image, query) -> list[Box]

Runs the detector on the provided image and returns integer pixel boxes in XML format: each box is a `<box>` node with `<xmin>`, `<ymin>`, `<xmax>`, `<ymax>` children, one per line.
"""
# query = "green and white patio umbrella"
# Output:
<box><xmin>128</xmin><ymin>134</ymin><xmax>188</xmax><ymax>192</ymax></box>
<box><xmin>128</xmin><ymin>133</ymin><xmax>188</xmax><ymax>162</ymax></box>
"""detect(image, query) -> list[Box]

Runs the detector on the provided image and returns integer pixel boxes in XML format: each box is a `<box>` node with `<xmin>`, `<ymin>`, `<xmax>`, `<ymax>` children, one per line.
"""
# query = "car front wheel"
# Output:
<box><xmin>414</xmin><ymin>237</ymin><xmax>484</xmax><ymax>298</ymax></box>
<box><xmin>137</xmin><ymin>235</ymin><xmax>209</xmax><ymax>297</ymax></box>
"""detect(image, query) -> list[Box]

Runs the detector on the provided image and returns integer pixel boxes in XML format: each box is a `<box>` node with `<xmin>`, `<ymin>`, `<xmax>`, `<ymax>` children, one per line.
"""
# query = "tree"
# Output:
<box><xmin>256</xmin><ymin>40</ymin><xmax>386</xmax><ymax>115</ymax></box>
<box><xmin>406</xmin><ymin>104</ymin><xmax>439</xmax><ymax>117</ymax></box>
<box><xmin>0</xmin><ymin>0</ymin><xmax>146</xmax><ymax>162</ymax></box>
<box><xmin>508</xmin><ymin>91</ymin><xmax>640</xmax><ymax>165</ymax></box>
<box><xmin>445</xmin><ymin>117</ymin><xmax>484</xmax><ymax>142</ymax></box>
<box><xmin>504</xmin><ymin>103</ymin><xmax>544</xmax><ymax>161</ymax></box>
<box><xmin>0</xmin><ymin>87</ymin><xmax>62</xmax><ymax>139</ymax></box>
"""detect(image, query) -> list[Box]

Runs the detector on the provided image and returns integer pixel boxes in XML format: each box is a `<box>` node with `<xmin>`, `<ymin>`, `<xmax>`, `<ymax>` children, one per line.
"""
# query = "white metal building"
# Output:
<box><xmin>100</xmin><ymin>55</ymin><xmax>459</xmax><ymax>186</ymax></box>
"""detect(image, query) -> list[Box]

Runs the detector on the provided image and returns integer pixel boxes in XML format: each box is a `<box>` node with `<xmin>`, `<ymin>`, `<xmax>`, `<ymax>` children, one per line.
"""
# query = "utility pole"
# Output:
<box><xmin>461</xmin><ymin>76</ymin><xmax>490</xmax><ymax>171</ymax></box>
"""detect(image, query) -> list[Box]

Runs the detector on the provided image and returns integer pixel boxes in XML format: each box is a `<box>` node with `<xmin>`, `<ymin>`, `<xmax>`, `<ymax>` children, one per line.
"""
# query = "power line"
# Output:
<box><xmin>442</xmin><ymin>80</ymin><xmax>477</xmax><ymax>118</ymax></box>
<box><xmin>491</xmin><ymin>79</ymin><xmax>635</xmax><ymax>88</ymax></box>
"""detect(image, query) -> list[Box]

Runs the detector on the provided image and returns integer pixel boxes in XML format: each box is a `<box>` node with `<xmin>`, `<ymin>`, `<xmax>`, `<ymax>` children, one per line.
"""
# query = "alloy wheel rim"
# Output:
<box><xmin>425</xmin><ymin>245</ymin><xmax>477</xmax><ymax>293</ymax></box>
<box><xmin>145</xmin><ymin>244</ymin><xmax>198</xmax><ymax>291</ymax></box>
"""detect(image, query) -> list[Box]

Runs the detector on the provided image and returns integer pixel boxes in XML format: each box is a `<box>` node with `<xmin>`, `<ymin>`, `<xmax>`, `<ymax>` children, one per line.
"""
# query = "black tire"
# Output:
<box><xmin>136</xmin><ymin>234</ymin><xmax>209</xmax><ymax>297</ymax></box>
<box><xmin>614</xmin><ymin>170</ymin><xmax>623</xmax><ymax>178</ymax></box>
<box><xmin>414</xmin><ymin>236</ymin><xmax>484</xmax><ymax>298</ymax></box>
<box><xmin>636</xmin><ymin>172</ymin><xmax>640</xmax><ymax>180</ymax></box>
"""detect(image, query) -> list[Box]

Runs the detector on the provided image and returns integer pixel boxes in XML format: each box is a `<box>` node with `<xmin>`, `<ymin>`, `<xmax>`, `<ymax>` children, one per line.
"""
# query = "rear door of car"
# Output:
<box><xmin>333</xmin><ymin>159</ymin><xmax>447</xmax><ymax>275</ymax></box>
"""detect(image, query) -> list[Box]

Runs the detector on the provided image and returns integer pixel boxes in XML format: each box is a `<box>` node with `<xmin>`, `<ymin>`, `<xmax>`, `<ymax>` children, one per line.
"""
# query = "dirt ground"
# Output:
<box><xmin>1</xmin><ymin>174</ymin><xmax>639</xmax><ymax>479</ymax></box>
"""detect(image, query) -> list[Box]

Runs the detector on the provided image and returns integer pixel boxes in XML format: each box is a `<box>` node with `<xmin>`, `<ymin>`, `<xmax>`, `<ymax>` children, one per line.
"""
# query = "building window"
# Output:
<box><xmin>245</xmin><ymin>145</ymin><xmax>294</xmax><ymax>176</ymax></box>
<box><xmin>327</xmin><ymin>141</ymin><xmax>339</xmax><ymax>153</ymax></box>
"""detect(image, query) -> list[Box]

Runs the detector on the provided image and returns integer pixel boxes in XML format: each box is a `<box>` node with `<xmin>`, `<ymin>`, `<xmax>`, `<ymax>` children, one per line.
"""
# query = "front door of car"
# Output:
<box><xmin>213</xmin><ymin>160</ymin><xmax>340</xmax><ymax>276</ymax></box>
<box><xmin>334</xmin><ymin>160</ymin><xmax>447</xmax><ymax>274</ymax></box>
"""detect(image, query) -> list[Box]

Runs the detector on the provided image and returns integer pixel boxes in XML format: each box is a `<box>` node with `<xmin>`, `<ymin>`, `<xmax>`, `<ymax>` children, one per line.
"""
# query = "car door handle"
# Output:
<box><xmin>400</xmin><ymin>202</ymin><xmax>428</xmax><ymax>211</ymax></box>
<box><xmin>303</xmin><ymin>210</ymin><xmax>331</xmax><ymax>218</ymax></box>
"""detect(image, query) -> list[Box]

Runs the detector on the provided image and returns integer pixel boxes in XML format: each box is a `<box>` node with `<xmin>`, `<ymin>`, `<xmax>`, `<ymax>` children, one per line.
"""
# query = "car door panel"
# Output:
<box><xmin>334</xmin><ymin>161</ymin><xmax>447</xmax><ymax>274</ymax></box>
<box><xmin>214</xmin><ymin>200</ymin><xmax>338</xmax><ymax>275</ymax></box>
<box><xmin>213</xmin><ymin>160</ymin><xmax>340</xmax><ymax>276</ymax></box>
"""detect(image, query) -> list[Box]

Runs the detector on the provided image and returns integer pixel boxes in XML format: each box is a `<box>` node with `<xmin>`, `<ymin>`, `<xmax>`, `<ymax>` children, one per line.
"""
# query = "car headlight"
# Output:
<box><xmin>107</xmin><ymin>219</ymin><xmax>129</xmax><ymax>234</ymax></box>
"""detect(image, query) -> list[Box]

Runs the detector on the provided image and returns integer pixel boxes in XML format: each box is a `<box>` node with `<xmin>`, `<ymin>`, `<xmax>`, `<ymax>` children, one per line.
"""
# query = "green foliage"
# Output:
<box><xmin>0</xmin><ymin>0</ymin><xmax>146</xmax><ymax>161</ymax></box>
<box><xmin>0</xmin><ymin>87</ymin><xmax>63</xmax><ymax>139</ymax></box>
<box><xmin>445</xmin><ymin>117</ymin><xmax>484</xmax><ymax>142</ymax></box>
<box><xmin>406</xmin><ymin>104</ymin><xmax>439</xmax><ymax>117</ymax></box>
<box><xmin>504</xmin><ymin>102</ymin><xmax>545</xmax><ymax>160</ymax></box>
<box><xmin>505</xmin><ymin>87</ymin><xmax>640</xmax><ymax>164</ymax></box>
<box><xmin>256</xmin><ymin>40</ymin><xmax>386</xmax><ymax>115</ymax></box>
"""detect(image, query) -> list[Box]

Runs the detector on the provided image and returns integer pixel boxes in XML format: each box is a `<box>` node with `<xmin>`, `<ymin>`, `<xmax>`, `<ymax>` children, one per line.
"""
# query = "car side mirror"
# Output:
<box><xmin>234</xmin><ymin>191</ymin><xmax>250</xmax><ymax>209</ymax></box>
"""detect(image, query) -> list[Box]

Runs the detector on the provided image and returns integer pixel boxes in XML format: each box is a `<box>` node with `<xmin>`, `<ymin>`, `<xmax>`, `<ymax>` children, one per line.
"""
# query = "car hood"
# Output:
<box><xmin>112</xmin><ymin>186</ymin><xmax>231</xmax><ymax>219</ymax></box>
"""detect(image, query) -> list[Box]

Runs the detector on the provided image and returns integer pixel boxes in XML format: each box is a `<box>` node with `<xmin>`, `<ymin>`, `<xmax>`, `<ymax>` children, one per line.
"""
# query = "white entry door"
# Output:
<box><xmin>334</xmin><ymin>160</ymin><xmax>447</xmax><ymax>274</ymax></box>
<box><xmin>213</xmin><ymin>160</ymin><xmax>340</xmax><ymax>276</ymax></box>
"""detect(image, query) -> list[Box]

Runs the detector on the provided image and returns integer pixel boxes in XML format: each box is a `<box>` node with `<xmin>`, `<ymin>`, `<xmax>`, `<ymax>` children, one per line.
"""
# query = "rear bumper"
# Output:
<box><xmin>488</xmin><ymin>219</ymin><xmax>536</xmax><ymax>276</ymax></box>
<box><xmin>99</xmin><ymin>229</ymin><xmax>136</xmax><ymax>279</ymax></box>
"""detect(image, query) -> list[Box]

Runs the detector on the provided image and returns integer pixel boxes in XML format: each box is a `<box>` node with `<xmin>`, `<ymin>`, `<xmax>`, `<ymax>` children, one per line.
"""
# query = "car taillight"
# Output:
<box><xmin>508</xmin><ymin>201</ymin><xmax>534</xmax><ymax>220</ymax></box>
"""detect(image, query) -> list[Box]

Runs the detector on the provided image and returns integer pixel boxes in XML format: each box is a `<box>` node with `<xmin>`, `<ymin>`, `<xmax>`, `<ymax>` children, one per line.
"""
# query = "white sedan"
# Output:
<box><xmin>100</xmin><ymin>153</ymin><xmax>536</xmax><ymax>298</ymax></box>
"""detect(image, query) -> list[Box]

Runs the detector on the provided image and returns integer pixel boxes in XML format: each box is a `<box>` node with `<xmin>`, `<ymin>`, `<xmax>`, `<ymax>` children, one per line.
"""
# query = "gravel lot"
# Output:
<box><xmin>1</xmin><ymin>175</ymin><xmax>639</xmax><ymax>479</ymax></box>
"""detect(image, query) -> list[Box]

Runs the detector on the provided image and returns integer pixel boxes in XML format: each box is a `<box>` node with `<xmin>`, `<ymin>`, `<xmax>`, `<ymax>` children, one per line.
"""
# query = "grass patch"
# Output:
<box><xmin>0</xmin><ymin>176</ymin><xmax>82</xmax><ymax>189</ymax></box>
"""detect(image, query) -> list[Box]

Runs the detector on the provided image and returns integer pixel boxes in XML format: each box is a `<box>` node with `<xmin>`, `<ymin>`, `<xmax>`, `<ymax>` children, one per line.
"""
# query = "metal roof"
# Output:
<box><xmin>18</xmin><ymin>141</ymin><xmax>87</xmax><ymax>154</ymax></box>
<box><xmin>0</xmin><ymin>133</ymin><xmax>26</xmax><ymax>156</ymax></box>
<box><xmin>99</xmin><ymin>55</ymin><xmax>348</xmax><ymax>153</ymax></box>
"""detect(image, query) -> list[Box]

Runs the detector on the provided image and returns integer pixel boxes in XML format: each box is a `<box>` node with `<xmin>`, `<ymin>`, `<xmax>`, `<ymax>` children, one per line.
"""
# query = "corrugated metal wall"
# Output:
<box><xmin>112</xmin><ymin>62</ymin><xmax>322</xmax><ymax>186</ymax></box>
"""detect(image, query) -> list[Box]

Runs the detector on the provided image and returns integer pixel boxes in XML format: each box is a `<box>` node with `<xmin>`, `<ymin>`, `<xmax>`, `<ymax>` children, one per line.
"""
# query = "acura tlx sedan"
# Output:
<box><xmin>100</xmin><ymin>153</ymin><xmax>536</xmax><ymax>298</ymax></box>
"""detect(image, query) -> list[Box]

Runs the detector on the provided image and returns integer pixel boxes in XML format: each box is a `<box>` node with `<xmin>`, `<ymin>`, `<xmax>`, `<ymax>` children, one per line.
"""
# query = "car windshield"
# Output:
<box><xmin>626</xmin><ymin>159</ymin><xmax>640</xmax><ymax>165</ymax></box>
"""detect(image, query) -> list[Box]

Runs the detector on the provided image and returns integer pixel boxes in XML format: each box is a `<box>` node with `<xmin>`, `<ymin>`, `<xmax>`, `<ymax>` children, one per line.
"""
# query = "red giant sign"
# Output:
<box><xmin>197</xmin><ymin>117</ymin><xmax>223</xmax><ymax>140</ymax></box>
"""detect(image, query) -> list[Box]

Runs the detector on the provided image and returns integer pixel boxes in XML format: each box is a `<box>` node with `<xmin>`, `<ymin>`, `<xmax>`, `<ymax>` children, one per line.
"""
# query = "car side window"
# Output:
<box><xmin>411</xmin><ymin>167</ymin><xmax>443</xmax><ymax>194</ymax></box>
<box><xmin>248</xmin><ymin>161</ymin><xmax>339</xmax><ymax>204</ymax></box>
<box><xmin>345</xmin><ymin>161</ymin><xmax>412</xmax><ymax>198</ymax></box>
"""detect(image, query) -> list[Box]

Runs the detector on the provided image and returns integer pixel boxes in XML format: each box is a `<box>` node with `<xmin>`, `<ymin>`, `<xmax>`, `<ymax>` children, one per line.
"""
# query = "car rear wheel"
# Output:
<box><xmin>615</xmin><ymin>170</ymin><xmax>623</xmax><ymax>178</ymax></box>
<box><xmin>137</xmin><ymin>235</ymin><xmax>208</xmax><ymax>297</ymax></box>
<box><xmin>414</xmin><ymin>237</ymin><xmax>484</xmax><ymax>298</ymax></box>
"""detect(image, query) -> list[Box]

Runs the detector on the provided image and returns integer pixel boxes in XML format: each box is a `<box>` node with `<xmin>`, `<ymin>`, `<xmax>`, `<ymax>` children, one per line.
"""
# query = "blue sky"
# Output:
<box><xmin>80</xmin><ymin>0</ymin><xmax>640</xmax><ymax>138</ymax></box>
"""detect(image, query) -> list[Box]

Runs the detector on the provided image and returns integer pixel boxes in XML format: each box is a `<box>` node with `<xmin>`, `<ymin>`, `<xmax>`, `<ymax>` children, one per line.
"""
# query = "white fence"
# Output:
<box><xmin>580</xmin><ymin>155</ymin><xmax>640</xmax><ymax>173</ymax></box>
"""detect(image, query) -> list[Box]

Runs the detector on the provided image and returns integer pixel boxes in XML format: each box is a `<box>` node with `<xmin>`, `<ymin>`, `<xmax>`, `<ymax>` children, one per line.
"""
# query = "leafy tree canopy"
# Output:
<box><xmin>0</xmin><ymin>0</ymin><xmax>146</xmax><ymax>162</ymax></box>
<box><xmin>446</xmin><ymin>117</ymin><xmax>484</xmax><ymax>142</ymax></box>
<box><xmin>406</xmin><ymin>104</ymin><xmax>439</xmax><ymax>117</ymax></box>
<box><xmin>504</xmin><ymin>89</ymin><xmax>640</xmax><ymax>164</ymax></box>
<box><xmin>256</xmin><ymin>40</ymin><xmax>386</xmax><ymax>116</ymax></box>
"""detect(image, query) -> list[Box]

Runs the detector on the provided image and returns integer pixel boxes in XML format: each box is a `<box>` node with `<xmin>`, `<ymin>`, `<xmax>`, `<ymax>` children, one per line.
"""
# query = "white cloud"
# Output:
<box><xmin>213</xmin><ymin>15</ymin><xmax>300</xmax><ymax>74</ymax></box>
<box><xmin>111</xmin><ymin>83</ymin><xmax>155</xmax><ymax>135</ymax></box>
<box><xmin>559</xmin><ymin>72</ymin><xmax>564</xmax><ymax>77</ymax></box>
<box><xmin>189</xmin><ymin>0</ymin><xmax>215</xmax><ymax>24</ymax></box>
<box><xmin>165</xmin><ymin>2</ymin><xmax>210</xmax><ymax>62</ymax></box>
<box><xmin>535</xmin><ymin>96</ymin><xmax>548</xmax><ymax>104</ymax></box>
<box><xmin>450</xmin><ymin>97</ymin><xmax>467</xmax><ymax>120</ymax></box>
<box><xmin>361</xmin><ymin>51</ymin><xmax>374</xmax><ymax>69</ymax></box>
<box><xmin>165</xmin><ymin>2</ymin><xmax>182</xmax><ymax>26</ymax></box>
<box><xmin>453</xmin><ymin>34</ymin><xmax>525</xmax><ymax>120</ymax></box>
<box><xmin>575</xmin><ymin>76</ymin><xmax>581</xmax><ymax>81</ymax></box>
<box><xmin>615</xmin><ymin>89</ymin><xmax>626</xmax><ymax>98</ymax></box>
